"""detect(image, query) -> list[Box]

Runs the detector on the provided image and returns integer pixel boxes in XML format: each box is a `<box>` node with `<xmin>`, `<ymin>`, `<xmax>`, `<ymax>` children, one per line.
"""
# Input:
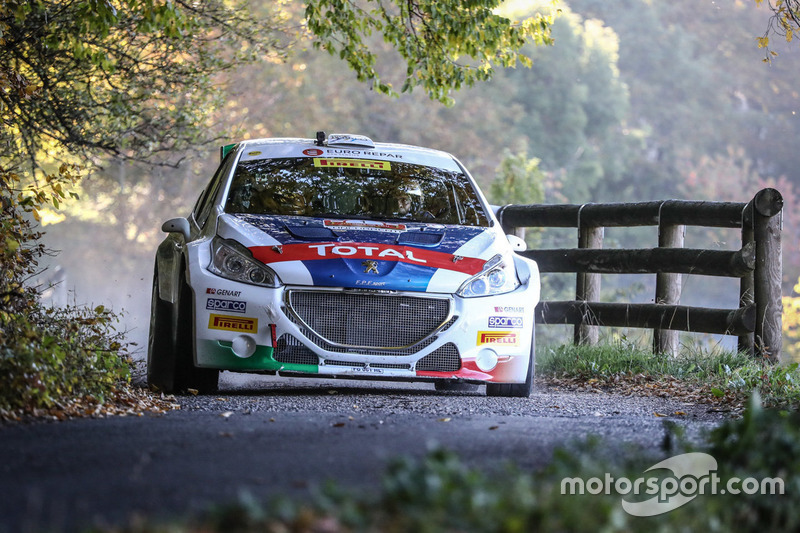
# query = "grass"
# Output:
<box><xmin>537</xmin><ymin>341</ymin><xmax>800</xmax><ymax>409</ymax></box>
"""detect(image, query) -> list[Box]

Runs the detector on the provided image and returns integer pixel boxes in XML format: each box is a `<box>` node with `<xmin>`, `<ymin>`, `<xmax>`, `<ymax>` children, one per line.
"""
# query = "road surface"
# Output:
<box><xmin>0</xmin><ymin>374</ymin><xmax>728</xmax><ymax>532</ymax></box>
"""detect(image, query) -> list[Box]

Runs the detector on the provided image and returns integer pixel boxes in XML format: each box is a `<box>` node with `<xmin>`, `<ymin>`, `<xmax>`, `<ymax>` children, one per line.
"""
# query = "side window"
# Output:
<box><xmin>194</xmin><ymin>152</ymin><xmax>235</xmax><ymax>228</ymax></box>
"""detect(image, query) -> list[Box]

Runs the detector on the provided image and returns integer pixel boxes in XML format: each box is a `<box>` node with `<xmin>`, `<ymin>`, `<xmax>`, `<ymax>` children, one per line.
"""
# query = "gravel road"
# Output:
<box><xmin>0</xmin><ymin>373</ymin><xmax>731</xmax><ymax>533</ymax></box>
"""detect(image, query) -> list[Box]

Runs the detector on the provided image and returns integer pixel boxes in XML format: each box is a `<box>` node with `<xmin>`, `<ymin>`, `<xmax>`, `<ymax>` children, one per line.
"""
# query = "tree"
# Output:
<box><xmin>306</xmin><ymin>0</ymin><xmax>555</xmax><ymax>105</ymax></box>
<box><xmin>491</xmin><ymin>5</ymin><xmax>631</xmax><ymax>203</ymax></box>
<box><xmin>755</xmin><ymin>0</ymin><xmax>800</xmax><ymax>59</ymax></box>
<box><xmin>0</xmin><ymin>1</ymin><xmax>292</xmax><ymax>172</ymax></box>
<box><xmin>0</xmin><ymin>0</ymin><xmax>555</xmax><ymax>174</ymax></box>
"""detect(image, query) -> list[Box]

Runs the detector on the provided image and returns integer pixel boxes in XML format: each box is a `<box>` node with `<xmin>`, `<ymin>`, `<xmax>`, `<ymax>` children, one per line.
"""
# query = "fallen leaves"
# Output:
<box><xmin>545</xmin><ymin>372</ymin><xmax>747</xmax><ymax>414</ymax></box>
<box><xmin>0</xmin><ymin>383</ymin><xmax>181</xmax><ymax>423</ymax></box>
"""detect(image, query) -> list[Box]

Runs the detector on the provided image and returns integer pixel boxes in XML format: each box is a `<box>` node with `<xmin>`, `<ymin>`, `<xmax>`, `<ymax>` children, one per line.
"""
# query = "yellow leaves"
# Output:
<box><xmin>4</xmin><ymin>237</ymin><xmax>20</xmax><ymax>253</ymax></box>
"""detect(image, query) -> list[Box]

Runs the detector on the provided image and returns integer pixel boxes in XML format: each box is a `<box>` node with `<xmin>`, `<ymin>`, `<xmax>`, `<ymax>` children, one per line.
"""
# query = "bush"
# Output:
<box><xmin>1</xmin><ymin>167</ymin><xmax>130</xmax><ymax>416</ymax></box>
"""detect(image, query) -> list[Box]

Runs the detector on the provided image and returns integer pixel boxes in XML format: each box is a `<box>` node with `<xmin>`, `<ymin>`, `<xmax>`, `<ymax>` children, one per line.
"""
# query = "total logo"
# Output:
<box><xmin>308</xmin><ymin>243</ymin><xmax>427</xmax><ymax>263</ymax></box>
<box><xmin>206</xmin><ymin>298</ymin><xmax>246</xmax><ymax>313</ymax></box>
<box><xmin>208</xmin><ymin>314</ymin><xmax>257</xmax><ymax>333</ymax></box>
<box><xmin>488</xmin><ymin>316</ymin><xmax>523</xmax><ymax>329</ymax></box>
<box><xmin>477</xmin><ymin>331</ymin><xmax>520</xmax><ymax>346</ymax></box>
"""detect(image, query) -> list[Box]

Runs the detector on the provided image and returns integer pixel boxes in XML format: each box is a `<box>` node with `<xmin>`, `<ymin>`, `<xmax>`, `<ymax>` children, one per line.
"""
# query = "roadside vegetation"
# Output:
<box><xmin>538</xmin><ymin>341</ymin><xmax>800</xmax><ymax>411</ymax></box>
<box><xmin>0</xmin><ymin>168</ymin><xmax>175</xmax><ymax>421</ymax></box>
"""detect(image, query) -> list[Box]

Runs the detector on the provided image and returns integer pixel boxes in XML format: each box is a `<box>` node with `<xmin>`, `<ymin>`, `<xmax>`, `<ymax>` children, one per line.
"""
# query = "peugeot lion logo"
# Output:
<box><xmin>362</xmin><ymin>260</ymin><xmax>379</xmax><ymax>274</ymax></box>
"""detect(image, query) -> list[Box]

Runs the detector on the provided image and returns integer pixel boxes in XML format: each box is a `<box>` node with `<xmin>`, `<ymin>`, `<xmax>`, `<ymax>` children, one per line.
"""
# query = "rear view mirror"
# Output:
<box><xmin>506</xmin><ymin>234</ymin><xmax>526</xmax><ymax>252</ymax></box>
<box><xmin>162</xmin><ymin>218</ymin><xmax>190</xmax><ymax>240</ymax></box>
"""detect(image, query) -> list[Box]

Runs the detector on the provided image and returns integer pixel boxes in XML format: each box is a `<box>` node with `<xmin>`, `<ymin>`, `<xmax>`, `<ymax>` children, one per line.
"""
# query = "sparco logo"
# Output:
<box><xmin>488</xmin><ymin>316</ymin><xmax>523</xmax><ymax>329</ymax></box>
<box><xmin>206</xmin><ymin>298</ymin><xmax>246</xmax><ymax>313</ymax></box>
<box><xmin>208</xmin><ymin>314</ymin><xmax>257</xmax><ymax>333</ymax></box>
<box><xmin>206</xmin><ymin>288</ymin><xmax>242</xmax><ymax>297</ymax></box>
<box><xmin>477</xmin><ymin>331</ymin><xmax>520</xmax><ymax>346</ymax></box>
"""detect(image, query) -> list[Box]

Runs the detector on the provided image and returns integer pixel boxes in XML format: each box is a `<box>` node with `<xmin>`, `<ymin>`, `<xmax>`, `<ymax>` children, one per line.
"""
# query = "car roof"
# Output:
<box><xmin>233</xmin><ymin>136</ymin><xmax>462</xmax><ymax>172</ymax></box>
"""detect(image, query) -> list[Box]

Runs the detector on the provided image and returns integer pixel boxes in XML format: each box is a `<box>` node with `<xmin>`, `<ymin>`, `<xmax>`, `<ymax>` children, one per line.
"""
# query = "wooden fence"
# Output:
<box><xmin>496</xmin><ymin>188</ymin><xmax>784</xmax><ymax>361</ymax></box>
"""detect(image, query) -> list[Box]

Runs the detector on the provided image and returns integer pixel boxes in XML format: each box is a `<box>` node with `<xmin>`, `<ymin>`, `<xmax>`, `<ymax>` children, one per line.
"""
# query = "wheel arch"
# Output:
<box><xmin>155</xmin><ymin>234</ymin><xmax>187</xmax><ymax>305</ymax></box>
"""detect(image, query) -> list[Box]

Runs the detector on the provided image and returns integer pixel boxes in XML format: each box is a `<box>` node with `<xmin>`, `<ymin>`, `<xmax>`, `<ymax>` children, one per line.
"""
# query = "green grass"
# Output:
<box><xmin>537</xmin><ymin>342</ymin><xmax>800</xmax><ymax>409</ymax></box>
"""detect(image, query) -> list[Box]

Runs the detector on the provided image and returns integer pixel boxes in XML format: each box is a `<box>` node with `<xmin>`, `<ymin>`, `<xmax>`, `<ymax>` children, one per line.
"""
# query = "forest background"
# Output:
<box><xmin>27</xmin><ymin>0</ymin><xmax>800</xmax><ymax>355</ymax></box>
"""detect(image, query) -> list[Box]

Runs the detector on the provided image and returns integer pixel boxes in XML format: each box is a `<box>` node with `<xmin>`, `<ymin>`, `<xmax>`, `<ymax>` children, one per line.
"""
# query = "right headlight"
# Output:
<box><xmin>208</xmin><ymin>237</ymin><xmax>281</xmax><ymax>288</ymax></box>
<box><xmin>457</xmin><ymin>253</ymin><xmax>519</xmax><ymax>298</ymax></box>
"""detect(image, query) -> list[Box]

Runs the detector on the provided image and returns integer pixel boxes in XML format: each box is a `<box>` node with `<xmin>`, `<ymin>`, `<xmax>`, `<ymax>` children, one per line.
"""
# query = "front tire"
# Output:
<box><xmin>172</xmin><ymin>272</ymin><xmax>219</xmax><ymax>394</ymax></box>
<box><xmin>147</xmin><ymin>267</ymin><xmax>178</xmax><ymax>392</ymax></box>
<box><xmin>486</xmin><ymin>329</ymin><xmax>535</xmax><ymax>398</ymax></box>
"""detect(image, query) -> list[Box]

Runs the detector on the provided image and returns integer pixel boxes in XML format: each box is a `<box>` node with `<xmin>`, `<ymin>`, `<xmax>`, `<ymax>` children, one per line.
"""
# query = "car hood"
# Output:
<box><xmin>215</xmin><ymin>213</ymin><xmax>504</xmax><ymax>293</ymax></box>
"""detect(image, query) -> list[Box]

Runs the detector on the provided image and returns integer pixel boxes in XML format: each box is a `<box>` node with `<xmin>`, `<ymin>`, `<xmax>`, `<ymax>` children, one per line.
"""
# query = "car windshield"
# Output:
<box><xmin>224</xmin><ymin>156</ymin><xmax>489</xmax><ymax>226</ymax></box>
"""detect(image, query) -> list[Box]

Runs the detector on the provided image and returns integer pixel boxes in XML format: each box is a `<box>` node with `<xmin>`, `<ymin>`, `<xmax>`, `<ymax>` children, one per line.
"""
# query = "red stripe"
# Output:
<box><xmin>249</xmin><ymin>242</ymin><xmax>485</xmax><ymax>275</ymax></box>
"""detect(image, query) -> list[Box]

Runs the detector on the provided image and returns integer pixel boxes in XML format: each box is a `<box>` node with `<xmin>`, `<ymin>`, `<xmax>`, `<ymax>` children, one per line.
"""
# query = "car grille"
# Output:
<box><xmin>274</xmin><ymin>335</ymin><xmax>461</xmax><ymax>373</ymax></box>
<box><xmin>416</xmin><ymin>343</ymin><xmax>461</xmax><ymax>372</ymax></box>
<box><xmin>274</xmin><ymin>334</ymin><xmax>318</xmax><ymax>365</ymax></box>
<box><xmin>287</xmin><ymin>290</ymin><xmax>452</xmax><ymax>350</ymax></box>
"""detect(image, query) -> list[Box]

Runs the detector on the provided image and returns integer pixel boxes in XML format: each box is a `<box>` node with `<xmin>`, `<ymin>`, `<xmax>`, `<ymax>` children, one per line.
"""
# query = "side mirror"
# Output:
<box><xmin>506</xmin><ymin>234</ymin><xmax>526</xmax><ymax>252</ymax></box>
<box><xmin>162</xmin><ymin>218</ymin><xmax>191</xmax><ymax>240</ymax></box>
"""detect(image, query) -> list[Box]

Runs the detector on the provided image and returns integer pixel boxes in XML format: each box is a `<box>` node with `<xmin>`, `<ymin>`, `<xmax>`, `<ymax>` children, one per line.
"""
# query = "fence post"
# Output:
<box><xmin>751</xmin><ymin>188</ymin><xmax>783</xmax><ymax>362</ymax></box>
<box><xmin>654</xmin><ymin>205</ymin><xmax>685</xmax><ymax>356</ymax></box>
<box><xmin>740</xmin><ymin>204</ymin><xmax>756</xmax><ymax>355</ymax></box>
<box><xmin>575</xmin><ymin>208</ymin><xmax>603</xmax><ymax>345</ymax></box>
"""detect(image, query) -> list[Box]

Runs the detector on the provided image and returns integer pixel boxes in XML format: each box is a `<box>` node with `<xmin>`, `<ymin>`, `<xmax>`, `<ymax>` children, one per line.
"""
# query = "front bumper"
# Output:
<box><xmin>190</xmin><ymin>268</ymin><xmax>538</xmax><ymax>384</ymax></box>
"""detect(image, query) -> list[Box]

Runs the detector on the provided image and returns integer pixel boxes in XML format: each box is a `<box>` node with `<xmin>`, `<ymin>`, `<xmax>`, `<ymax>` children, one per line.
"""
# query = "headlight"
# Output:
<box><xmin>457</xmin><ymin>254</ymin><xmax>519</xmax><ymax>298</ymax></box>
<box><xmin>209</xmin><ymin>237</ymin><xmax>281</xmax><ymax>288</ymax></box>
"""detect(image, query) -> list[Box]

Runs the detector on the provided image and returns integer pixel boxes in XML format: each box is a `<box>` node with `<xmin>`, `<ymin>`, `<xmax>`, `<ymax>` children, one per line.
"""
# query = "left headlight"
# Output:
<box><xmin>457</xmin><ymin>253</ymin><xmax>519</xmax><ymax>298</ymax></box>
<box><xmin>209</xmin><ymin>237</ymin><xmax>281</xmax><ymax>288</ymax></box>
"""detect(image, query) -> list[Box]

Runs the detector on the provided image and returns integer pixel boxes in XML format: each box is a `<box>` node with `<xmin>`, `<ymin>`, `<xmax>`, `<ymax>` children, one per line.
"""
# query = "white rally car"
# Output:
<box><xmin>148</xmin><ymin>133</ymin><xmax>540</xmax><ymax>396</ymax></box>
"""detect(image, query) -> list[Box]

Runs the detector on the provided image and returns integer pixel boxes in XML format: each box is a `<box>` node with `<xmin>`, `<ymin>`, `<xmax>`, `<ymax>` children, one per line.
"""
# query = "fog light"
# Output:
<box><xmin>475</xmin><ymin>348</ymin><xmax>498</xmax><ymax>372</ymax></box>
<box><xmin>231</xmin><ymin>335</ymin><xmax>257</xmax><ymax>358</ymax></box>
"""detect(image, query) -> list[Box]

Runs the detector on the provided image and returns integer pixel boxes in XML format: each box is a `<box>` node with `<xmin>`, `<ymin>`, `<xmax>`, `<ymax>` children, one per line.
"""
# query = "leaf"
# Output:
<box><xmin>5</xmin><ymin>238</ymin><xmax>19</xmax><ymax>253</ymax></box>
<box><xmin>711</xmin><ymin>387</ymin><xmax>725</xmax><ymax>398</ymax></box>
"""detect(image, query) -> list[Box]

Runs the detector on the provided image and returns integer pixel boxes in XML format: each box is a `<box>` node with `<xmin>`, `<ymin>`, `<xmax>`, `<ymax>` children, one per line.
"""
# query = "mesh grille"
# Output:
<box><xmin>325</xmin><ymin>360</ymin><xmax>412</xmax><ymax>370</ymax></box>
<box><xmin>288</xmin><ymin>291</ymin><xmax>451</xmax><ymax>349</ymax></box>
<box><xmin>274</xmin><ymin>334</ymin><xmax>318</xmax><ymax>365</ymax></box>
<box><xmin>373</xmin><ymin>362</ymin><xmax>412</xmax><ymax>370</ymax></box>
<box><xmin>326</xmin><ymin>359</ymin><xmax>366</xmax><ymax>368</ymax></box>
<box><xmin>416</xmin><ymin>343</ymin><xmax>461</xmax><ymax>372</ymax></box>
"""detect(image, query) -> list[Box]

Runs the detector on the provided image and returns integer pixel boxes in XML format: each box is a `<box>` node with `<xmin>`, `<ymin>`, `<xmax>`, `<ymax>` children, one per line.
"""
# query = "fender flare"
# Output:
<box><xmin>155</xmin><ymin>234</ymin><xmax>186</xmax><ymax>305</ymax></box>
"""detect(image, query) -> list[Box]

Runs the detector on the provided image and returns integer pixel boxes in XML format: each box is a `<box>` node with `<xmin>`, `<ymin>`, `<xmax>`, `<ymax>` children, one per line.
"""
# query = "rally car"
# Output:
<box><xmin>147</xmin><ymin>133</ymin><xmax>540</xmax><ymax>396</ymax></box>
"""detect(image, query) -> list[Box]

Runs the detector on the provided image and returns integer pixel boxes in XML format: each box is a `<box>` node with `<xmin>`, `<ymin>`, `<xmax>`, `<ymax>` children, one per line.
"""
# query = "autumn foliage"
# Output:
<box><xmin>0</xmin><ymin>168</ymin><xmax>130</xmax><ymax>417</ymax></box>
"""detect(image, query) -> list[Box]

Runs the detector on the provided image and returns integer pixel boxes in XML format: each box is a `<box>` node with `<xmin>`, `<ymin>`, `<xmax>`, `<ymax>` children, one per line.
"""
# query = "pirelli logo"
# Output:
<box><xmin>477</xmin><ymin>331</ymin><xmax>520</xmax><ymax>346</ymax></box>
<box><xmin>208</xmin><ymin>314</ymin><xmax>258</xmax><ymax>333</ymax></box>
<box><xmin>313</xmin><ymin>158</ymin><xmax>391</xmax><ymax>171</ymax></box>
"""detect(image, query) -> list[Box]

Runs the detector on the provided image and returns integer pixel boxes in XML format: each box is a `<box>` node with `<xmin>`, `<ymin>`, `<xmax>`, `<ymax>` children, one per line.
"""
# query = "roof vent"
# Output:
<box><xmin>326</xmin><ymin>133</ymin><xmax>375</xmax><ymax>149</ymax></box>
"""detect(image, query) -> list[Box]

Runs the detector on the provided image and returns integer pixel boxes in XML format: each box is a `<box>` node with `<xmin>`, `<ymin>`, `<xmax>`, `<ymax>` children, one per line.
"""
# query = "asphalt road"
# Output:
<box><xmin>0</xmin><ymin>374</ymin><xmax>729</xmax><ymax>533</ymax></box>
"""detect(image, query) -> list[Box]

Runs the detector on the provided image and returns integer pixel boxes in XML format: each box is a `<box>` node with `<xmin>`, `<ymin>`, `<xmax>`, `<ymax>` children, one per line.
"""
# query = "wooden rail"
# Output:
<box><xmin>497</xmin><ymin>188</ymin><xmax>784</xmax><ymax>361</ymax></box>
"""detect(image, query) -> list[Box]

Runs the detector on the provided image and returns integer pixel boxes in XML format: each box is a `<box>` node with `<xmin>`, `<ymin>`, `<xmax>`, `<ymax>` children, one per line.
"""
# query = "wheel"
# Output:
<box><xmin>486</xmin><ymin>329</ymin><xmax>535</xmax><ymax>398</ymax></box>
<box><xmin>147</xmin><ymin>266</ymin><xmax>179</xmax><ymax>392</ymax></box>
<box><xmin>172</xmin><ymin>271</ymin><xmax>219</xmax><ymax>394</ymax></box>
